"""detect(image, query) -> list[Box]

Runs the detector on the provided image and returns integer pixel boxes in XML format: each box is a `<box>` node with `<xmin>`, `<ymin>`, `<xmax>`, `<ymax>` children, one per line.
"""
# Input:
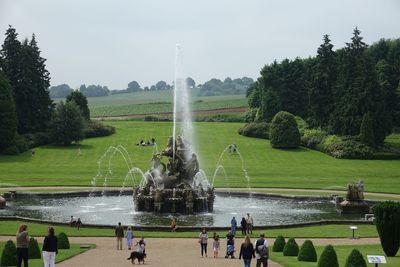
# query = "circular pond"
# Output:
<box><xmin>1</xmin><ymin>194</ymin><xmax>362</xmax><ymax>227</ymax></box>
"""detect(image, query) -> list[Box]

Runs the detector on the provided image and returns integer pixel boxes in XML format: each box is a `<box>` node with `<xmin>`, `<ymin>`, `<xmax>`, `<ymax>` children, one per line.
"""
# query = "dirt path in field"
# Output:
<box><xmin>2</xmin><ymin>186</ymin><xmax>399</xmax><ymax>199</ymax></box>
<box><xmin>92</xmin><ymin>106</ymin><xmax>248</xmax><ymax>120</ymax></box>
<box><xmin>0</xmin><ymin>236</ymin><xmax>382</xmax><ymax>267</ymax></box>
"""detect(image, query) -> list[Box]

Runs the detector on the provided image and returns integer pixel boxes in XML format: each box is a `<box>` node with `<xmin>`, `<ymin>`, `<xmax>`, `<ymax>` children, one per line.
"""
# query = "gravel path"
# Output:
<box><xmin>0</xmin><ymin>236</ymin><xmax>381</xmax><ymax>267</ymax></box>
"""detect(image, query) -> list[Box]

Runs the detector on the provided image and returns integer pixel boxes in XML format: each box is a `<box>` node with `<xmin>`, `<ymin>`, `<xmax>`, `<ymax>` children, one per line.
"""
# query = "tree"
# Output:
<box><xmin>127</xmin><ymin>80</ymin><xmax>141</xmax><ymax>92</ymax></box>
<box><xmin>359</xmin><ymin>112</ymin><xmax>375</xmax><ymax>148</ymax></box>
<box><xmin>66</xmin><ymin>91</ymin><xmax>90</xmax><ymax>120</ymax></box>
<box><xmin>155</xmin><ymin>80</ymin><xmax>169</xmax><ymax>91</ymax></box>
<box><xmin>373</xmin><ymin>201</ymin><xmax>400</xmax><ymax>257</ymax></box>
<box><xmin>309</xmin><ymin>35</ymin><xmax>336</xmax><ymax>128</ymax></box>
<box><xmin>0</xmin><ymin>71</ymin><xmax>18</xmax><ymax>151</ymax></box>
<box><xmin>49</xmin><ymin>84</ymin><xmax>73</xmax><ymax>98</ymax></box>
<box><xmin>317</xmin><ymin>245</ymin><xmax>339</xmax><ymax>267</ymax></box>
<box><xmin>185</xmin><ymin>77</ymin><xmax>195</xmax><ymax>88</ymax></box>
<box><xmin>345</xmin><ymin>249</ymin><xmax>367</xmax><ymax>267</ymax></box>
<box><xmin>79</xmin><ymin>84</ymin><xmax>109</xmax><ymax>97</ymax></box>
<box><xmin>270</xmin><ymin>111</ymin><xmax>301</xmax><ymax>148</ymax></box>
<box><xmin>51</xmin><ymin>101</ymin><xmax>85</xmax><ymax>145</ymax></box>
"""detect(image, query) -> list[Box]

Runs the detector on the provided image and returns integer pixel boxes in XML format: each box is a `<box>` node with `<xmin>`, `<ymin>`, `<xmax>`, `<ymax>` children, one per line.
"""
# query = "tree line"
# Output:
<box><xmin>0</xmin><ymin>26</ymin><xmax>114</xmax><ymax>154</ymax></box>
<box><xmin>247</xmin><ymin>28</ymin><xmax>400</xmax><ymax>147</ymax></box>
<box><xmin>49</xmin><ymin>76</ymin><xmax>254</xmax><ymax>98</ymax></box>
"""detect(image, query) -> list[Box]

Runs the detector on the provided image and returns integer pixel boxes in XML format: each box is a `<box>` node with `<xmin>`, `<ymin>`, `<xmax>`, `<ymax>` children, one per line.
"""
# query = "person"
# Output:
<box><xmin>42</xmin><ymin>227</ymin><xmax>58</xmax><ymax>267</ymax></box>
<box><xmin>213</xmin><ymin>235</ymin><xmax>220</xmax><ymax>258</ymax></box>
<box><xmin>151</xmin><ymin>138</ymin><xmax>156</xmax><ymax>145</ymax></box>
<box><xmin>76</xmin><ymin>218</ymin><xmax>82</xmax><ymax>230</ymax></box>
<box><xmin>225</xmin><ymin>230</ymin><xmax>235</xmax><ymax>258</ymax></box>
<box><xmin>69</xmin><ymin>216</ymin><xmax>76</xmax><ymax>227</ymax></box>
<box><xmin>254</xmin><ymin>233</ymin><xmax>269</xmax><ymax>267</ymax></box>
<box><xmin>239</xmin><ymin>236</ymin><xmax>255</xmax><ymax>267</ymax></box>
<box><xmin>170</xmin><ymin>217</ymin><xmax>177</xmax><ymax>232</ymax></box>
<box><xmin>246</xmin><ymin>213</ymin><xmax>253</xmax><ymax>234</ymax></box>
<box><xmin>240</xmin><ymin>217</ymin><xmax>247</xmax><ymax>235</ymax></box>
<box><xmin>198</xmin><ymin>228</ymin><xmax>208</xmax><ymax>258</ymax></box>
<box><xmin>115</xmin><ymin>222</ymin><xmax>124</xmax><ymax>250</ymax></box>
<box><xmin>136</xmin><ymin>237</ymin><xmax>146</xmax><ymax>254</ymax></box>
<box><xmin>126</xmin><ymin>226</ymin><xmax>134</xmax><ymax>250</ymax></box>
<box><xmin>231</xmin><ymin>216</ymin><xmax>237</xmax><ymax>236</ymax></box>
<box><xmin>16</xmin><ymin>224</ymin><xmax>30</xmax><ymax>267</ymax></box>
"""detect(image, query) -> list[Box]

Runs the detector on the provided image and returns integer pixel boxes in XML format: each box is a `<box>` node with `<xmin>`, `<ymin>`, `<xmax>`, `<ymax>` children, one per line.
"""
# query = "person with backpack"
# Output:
<box><xmin>239</xmin><ymin>236</ymin><xmax>255</xmax><ymax>267</ymax></box>
<box><xmin>254</xmin><ymin>233</ymin><xmax>269</xmax><ymax>267</ymax></box>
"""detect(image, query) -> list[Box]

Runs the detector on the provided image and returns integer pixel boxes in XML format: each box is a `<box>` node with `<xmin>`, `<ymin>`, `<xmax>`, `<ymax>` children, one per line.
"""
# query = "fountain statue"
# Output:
<box><xmin>339</xmin><ymin>180</ymin><xmax>370</xmax><ymax>214</ymax></box>
<box><xmin>133</xmin><ymin>44</ymin><xmax>214</xmax><ymax>213</ymax></box>
<box><xmin>133</xmin><ymin>135</ymin><xmax>214</xmax><ymax>213</ymax></box>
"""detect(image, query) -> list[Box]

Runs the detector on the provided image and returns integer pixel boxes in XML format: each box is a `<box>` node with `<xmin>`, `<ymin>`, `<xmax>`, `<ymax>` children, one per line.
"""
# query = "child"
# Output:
<box><xmin>213</xmin><ymin>235</ymin><xmax>220</xmax><ymax>258</ymax></box>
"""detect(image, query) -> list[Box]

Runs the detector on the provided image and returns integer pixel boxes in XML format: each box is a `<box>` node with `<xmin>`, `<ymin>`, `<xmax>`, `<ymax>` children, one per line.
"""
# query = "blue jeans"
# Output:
<box><xmin>243</xmin><ymin>258</ymin><xmax>251</xmax><ymax>267</ymax></box>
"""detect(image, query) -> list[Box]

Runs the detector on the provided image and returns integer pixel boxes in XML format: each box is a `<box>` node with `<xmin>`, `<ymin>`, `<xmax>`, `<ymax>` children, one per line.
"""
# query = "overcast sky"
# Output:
<box><xmin>0</xmin><ymin>0</ymin><xmax>399</xmax><ymax>89</ymax></box>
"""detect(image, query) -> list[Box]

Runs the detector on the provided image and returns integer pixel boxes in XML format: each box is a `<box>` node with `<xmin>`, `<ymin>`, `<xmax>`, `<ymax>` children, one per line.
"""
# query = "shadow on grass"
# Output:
<box><xmin>41</xmin><ymin>144</ymin><xmax>95</xmax><ymax>150</ymax></box>
<box><xmin>273</xmin><ymin>147</ymin><xmax>309</xmax><ymax>153</ymax></box>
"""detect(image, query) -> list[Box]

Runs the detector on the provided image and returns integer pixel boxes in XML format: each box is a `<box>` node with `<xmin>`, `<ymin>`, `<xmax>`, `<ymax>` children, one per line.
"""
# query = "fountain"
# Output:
<box><xmin>132</xmin><ymin>44</ymin><xmax>215</xmax><ymax>213</ymax></box>
<box><xmin>339</xmin><ymin>180</ymin><xmax>370</xmax><ymax>214</ymax></box>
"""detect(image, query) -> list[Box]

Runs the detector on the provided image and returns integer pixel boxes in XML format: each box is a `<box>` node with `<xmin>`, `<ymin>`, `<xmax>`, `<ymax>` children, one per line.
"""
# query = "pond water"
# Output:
<box><xmin>1</xmin><ymin>194</ymin><xmax>362</xmax><ymax>227</ymax></box>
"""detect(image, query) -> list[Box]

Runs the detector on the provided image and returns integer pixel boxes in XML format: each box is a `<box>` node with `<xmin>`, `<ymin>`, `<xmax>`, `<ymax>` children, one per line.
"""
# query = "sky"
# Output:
<box><xmin>0</xmin><ymin>0</ymin><xmax>399</xmax><ymax>89</ymax></box>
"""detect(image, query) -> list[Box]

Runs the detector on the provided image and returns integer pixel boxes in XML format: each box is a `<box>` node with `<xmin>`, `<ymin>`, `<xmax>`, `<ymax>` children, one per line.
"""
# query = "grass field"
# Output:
<box><xmin>0</xmin><ymin>241</ymin><xmax>93</xmax><ymax>267</ymax></box>
<box><xmin>0</xmin><ymin>121</ymin><xmax>399</xmax><ymax>193</ymax></box>
<box><xmin>270</xmin><ymin>244</ymin><xmax>400</xmax><ymax>267</ymax></box>
<box><xmin>0</xmin><ymin>220</ymin><xmax>378</xmax><ymax>238</ymax></box>
<box><xmin>85</xmin><ymin>90</ymin><xmax>247</xmax><ymax>117</ymax></box>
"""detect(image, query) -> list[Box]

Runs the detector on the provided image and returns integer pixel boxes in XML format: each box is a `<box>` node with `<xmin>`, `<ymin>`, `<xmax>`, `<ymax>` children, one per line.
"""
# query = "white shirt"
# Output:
<box><xmin>254</xmin><ymin>239</ymin><xmax>268</xmax><ymax>259</ymax></box>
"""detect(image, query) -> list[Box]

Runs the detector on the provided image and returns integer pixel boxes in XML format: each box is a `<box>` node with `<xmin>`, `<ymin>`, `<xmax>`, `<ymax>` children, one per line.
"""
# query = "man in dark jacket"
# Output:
<box><xmin>115</xmin><ymin>222</ymin><xmax>124</xmax><ymax>250</ymax></box>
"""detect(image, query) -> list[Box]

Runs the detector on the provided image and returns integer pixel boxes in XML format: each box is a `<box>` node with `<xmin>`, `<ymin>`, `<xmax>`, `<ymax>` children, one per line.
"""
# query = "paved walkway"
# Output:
<box><xmin>0</xmin><ymin>236</ymin><xmax>381</xmax><ymax>267</ymax></box>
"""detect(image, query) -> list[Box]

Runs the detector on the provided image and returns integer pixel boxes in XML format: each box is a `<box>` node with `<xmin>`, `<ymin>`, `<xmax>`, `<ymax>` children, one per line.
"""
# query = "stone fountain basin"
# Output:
<box><xmin>0</xmin><ymin>192</ymin><xmax>364</xmax><ymax>227</ymax></box>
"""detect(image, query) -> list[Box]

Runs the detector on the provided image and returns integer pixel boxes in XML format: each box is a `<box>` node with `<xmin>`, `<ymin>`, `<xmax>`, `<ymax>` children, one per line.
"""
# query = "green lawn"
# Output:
<box><xmin>0</xmin><ymin>221</ymin><xmax>379</xmax><ymax>238</ymax></box>
<box><xmin>0</xmin><ymin>241</ymin><xmax>93</xmax><ymax>267</ymax></box>
<box><xmin>270</xmin><ymin>244</ymin><xmax>400</xmax><ymax>267</ymax></box>
<box><xmin>0</xmin><ymin>121</ymin><xmax>399</xmax><ymax>194</ymax></box>
<box><xmin>85</xmin><ymin>90</ymin><xmax>247</xmax><ymax>117</ymax></box>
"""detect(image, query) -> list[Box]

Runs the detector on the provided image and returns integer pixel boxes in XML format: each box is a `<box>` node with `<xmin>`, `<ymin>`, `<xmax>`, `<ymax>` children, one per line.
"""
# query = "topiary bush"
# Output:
<box><xmin>57</xmin><ymin>232</ymin><xmax>70</xmax><ymax>249</ymax></box>
<box><xmin>0</xmin><ymin>240</ymin><xmax>17</xmax><ymax>266</ymax></box>
<box><xmin>270</xmin><ymin>111</ymin><xmax>300</xmax><ymax>148</ymax></box>
<box><xmin>345</xmin><ymin>249</ymin><xmax>367</xmax><ymax>267</ymax></box>
<box><xmin>317</xmin><ymin>245</ymin><xmax>338</xmax><ymax>267</ymax></box>
<box><xmin>272</xmin><ymin>235</ymin><xmax>286</xmax><ymax>252</ymax></box>
<box><xmin>298</xmin><ymin>240</ymin><xmax>317</xmax><ymax>262</ymax></box>
<box><xmin>283</xmin><ymin>237</ymin><xmax>299</xmax><ymax>256</ymax></box>
<box><xmin>28</xmin><ymin>237</ymin><xmax>41</xmax><ymax>259</ymax></box>
<box><xmin>373</xmin><ymin>201</ymin><xmax>400</xmax><ymax>256</ymax></box>
<box><xmin>84</xmin><ymin>121</ymin><xmax>116</xmax><ymax>138</ymax></box>
<box><xmin>238</xmin><ymin>122</ymin><xmax>269</xmax><ymax>139</ymax></box>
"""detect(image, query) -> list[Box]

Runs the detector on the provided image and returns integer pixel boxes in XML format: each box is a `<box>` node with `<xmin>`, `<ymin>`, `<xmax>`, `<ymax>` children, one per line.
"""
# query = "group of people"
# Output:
<box><xmin>115</xmin><ymin>222</ymin><xmax>145</xmax><ymax>252</ymax></box>
<box><xmin>136</xmin><ymin>138</ymin><xmax>156</xmax><ymax>146</ymax></box>
<box><xmin>68</xmin><ymin>216</ymin><xmax>82</xmax><ymax>230</ymax></box>
<box><xmin>15</xmin><ymin>224</ymin><xmax>58</xmax><ymax>267</ymax></box>
<box><xmin>198</xmin><ymin>227</ymin><xmax>269</xmax><ymax>267</ymax></box>
<box><xmin>230</xmin><ymin>213</ymin><xmax>254</xmax><ymax>236</ymax></box>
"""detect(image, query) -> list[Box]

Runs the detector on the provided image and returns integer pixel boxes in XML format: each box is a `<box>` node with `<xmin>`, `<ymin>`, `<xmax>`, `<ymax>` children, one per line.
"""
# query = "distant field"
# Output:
<box><xmin>0</xmin><ymin>121</ymin><xmax>399</xmax><ymax>194</ymax></box>
<box><xmin>84</xmin><ymin>90</ymin><xmax>247</xmax><ymax>117</ymax></box>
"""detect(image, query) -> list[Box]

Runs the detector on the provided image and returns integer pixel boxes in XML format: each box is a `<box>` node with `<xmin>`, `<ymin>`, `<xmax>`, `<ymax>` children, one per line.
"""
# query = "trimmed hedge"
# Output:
<box><xmin>270</xmin><ymin>111</ymin><xmax>300</xmax><ymax>148</ymax></box>
<box><xmin>28</xmin><ymin>237</ymin><xmax>41</xmax><ymax>259</ymax></box>
<box><xmin>84</xmin><ymin>121</ymin><xmax>115</xmax><ymax>138</ymax></box>
<box><xmin>317</xmin><ymin>245</ymin><xmax>339</xmax><ymax>267</ymax></box>
<box><xmin>283</xmin><ymin>237</ymin><xmax>299</xmax><ymax>256</ymax></box>
<box><xmin>0</xmin><ymin>240</ymin><xmax>17</xmax><ymax>266</ymax></box>
<box><xmin>301</xmin><ymin>128</ymin><xmax>326</xmax><ymax>149</ymax></box>
<box><xmin>272</xmin><ymin>235</ymin><xmax>286</xmax><ymax>252</ymax></box>
<box><xmin>238</xmin><ymin>122</ymin><xmax>269</xmax><ymax>139</ymax></box>
<box><xmin>298</xmin><ymin>240</ymin><xmax>317</xmax><ymax>262</ymax></box>
<box><xmin>57</xmin><ymin>232</ymin><xmax>70</xmax><ymax>249</ymax></box>
<box><xmin>345</xmin><ymin>249</ymin><xmax>367</xmax><ymax>267</ymax></box>
<box><xmin>373</xmin><ymin>201</ymin><xmax>400</xmax><ymax>256</ymax></box>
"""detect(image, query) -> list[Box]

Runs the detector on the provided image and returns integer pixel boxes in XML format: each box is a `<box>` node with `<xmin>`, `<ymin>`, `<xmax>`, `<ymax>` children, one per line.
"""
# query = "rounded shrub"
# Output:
<box><xmin>317</xmin><ymin>245</ymin><xmax>338</xmax><ymax>267</ymax></box>
<box><xmin>57</xmin><ymin>232</ymin><xmax>70</xmax><ymax>249</ymax></box>
<box><xmin>298</xmin><ymin>240</ymin><xmax>317</xmax><ymax>262</ymax></box>
<box><xmin>345</xmin><ymin>249</ymin><xmax>367</xmax><ymax>267</ymax></box>
<box><xmin>272</xmin><ymin>235</ymin><xmax>286</xmax><ymax>252</ymax></box>
<box><xmin>270</xmin><ymin>111</ymin><xmax>300</xmax><ymax>148</ymax></box>
<box><xmin>238</xmin><ymin>122</ymin><xmax>269</xmax><ymax>139</ymax></box>
<box><xmin>373</xmin><ymin>201</ymin><xmax>400</xmax><ymax>256</ymax></box>
<box><xmin>1</xmin><ymin>240</ymin><xmax>17</xmax><ymax>266</ymax></box>
<box><xmin>282</xmin><ymin>237</ymin><xmax>299</xmax><ymax>256</ymax></box>
<box><xmin>28</xmin><ymin>237</ymin><xmax>41</xmax><ymax>259</ymax></box>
